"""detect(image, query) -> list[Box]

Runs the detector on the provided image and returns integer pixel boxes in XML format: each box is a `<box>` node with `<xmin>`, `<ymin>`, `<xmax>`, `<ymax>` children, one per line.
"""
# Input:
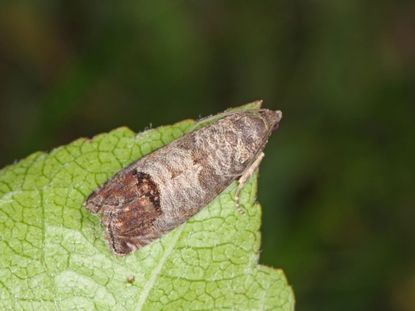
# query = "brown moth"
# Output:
<box><xmin>84</xmin><ymin>104</ymin><xmax>282</xmax><ymax>256</ymax></box>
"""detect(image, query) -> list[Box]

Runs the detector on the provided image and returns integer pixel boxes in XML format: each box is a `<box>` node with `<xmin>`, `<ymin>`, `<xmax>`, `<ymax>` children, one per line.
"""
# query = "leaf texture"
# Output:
<box><xmin>0</xmin><ymin>106</ymin><xmax>294</xmax><ymax>310</ymax></box>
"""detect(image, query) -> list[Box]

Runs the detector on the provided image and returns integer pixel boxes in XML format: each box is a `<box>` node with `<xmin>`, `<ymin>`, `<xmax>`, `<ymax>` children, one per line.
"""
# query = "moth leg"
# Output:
<box><xmin>234</xmin><ymin>152</ymin><xmax>265</xmax><ymax>213</ymax></box>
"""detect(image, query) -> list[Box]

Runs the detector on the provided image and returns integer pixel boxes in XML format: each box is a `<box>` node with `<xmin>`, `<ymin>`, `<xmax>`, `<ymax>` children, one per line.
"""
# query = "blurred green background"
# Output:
<box><xmin>1</xmin><ymin>1</ymin><xmax>414</xmax><ymax>310</ymax></box>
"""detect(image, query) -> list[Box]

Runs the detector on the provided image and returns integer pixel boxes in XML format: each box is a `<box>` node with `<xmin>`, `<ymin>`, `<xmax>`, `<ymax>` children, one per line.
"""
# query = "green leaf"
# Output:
<box><xmin>0</xmin><ymin>106</ymin><xmax>294</xmax><ymax>310</ymax></box>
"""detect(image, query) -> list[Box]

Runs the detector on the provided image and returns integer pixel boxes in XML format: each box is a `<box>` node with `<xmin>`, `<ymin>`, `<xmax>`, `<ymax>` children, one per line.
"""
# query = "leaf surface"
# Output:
<box><xmin>0</xmin><ymin>105</ymin><xmax>294</xmax><ymax>310</ymax></box>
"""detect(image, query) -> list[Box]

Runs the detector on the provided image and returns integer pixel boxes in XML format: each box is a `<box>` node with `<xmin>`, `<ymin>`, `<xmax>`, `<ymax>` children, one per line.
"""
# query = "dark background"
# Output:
<box><xmin>1</xmin><ymin>1</ymin><xmax>414</xmax><ymax>310</ymax></box>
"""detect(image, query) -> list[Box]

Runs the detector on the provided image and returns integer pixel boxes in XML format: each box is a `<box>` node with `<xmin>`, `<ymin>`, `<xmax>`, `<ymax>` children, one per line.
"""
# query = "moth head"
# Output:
<box><xmin>257</xmin><ymin>109</ymin><xmax>282</xmax><ymax>133</ymax></box>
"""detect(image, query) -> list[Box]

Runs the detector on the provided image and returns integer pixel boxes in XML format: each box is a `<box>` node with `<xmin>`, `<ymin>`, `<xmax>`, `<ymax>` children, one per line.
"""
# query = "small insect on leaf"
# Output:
<box><xmin>84</xmin><ymin>102</ymin><xmax>282</xmax><ymax>255</ymax></box>
<box><xmin>127</xmin><ymin>275</ymin><xmax>135</xmax><ymax>284</ymax></box>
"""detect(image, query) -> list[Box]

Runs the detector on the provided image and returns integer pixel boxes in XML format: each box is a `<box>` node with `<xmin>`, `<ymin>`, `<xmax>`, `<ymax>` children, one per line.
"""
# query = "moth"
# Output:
<box><xmin>84</xmin><ymin>103</ymin><xmax>282</xmax><ymax>255</ymax></box>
